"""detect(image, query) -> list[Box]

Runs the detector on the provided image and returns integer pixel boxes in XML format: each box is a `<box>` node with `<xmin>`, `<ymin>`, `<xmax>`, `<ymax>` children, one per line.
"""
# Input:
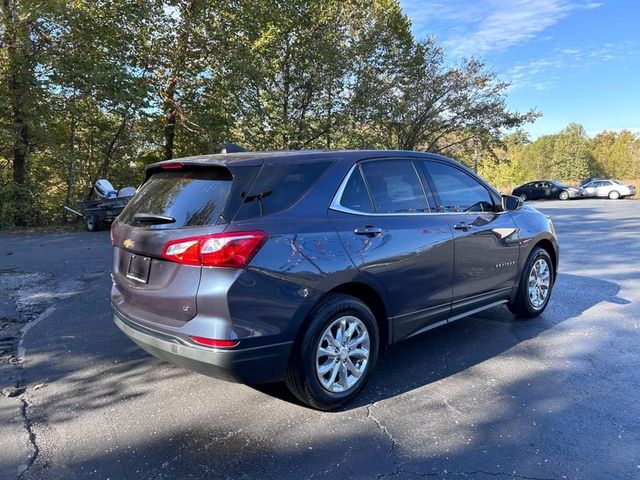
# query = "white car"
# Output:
<box><xmin>582</xmin><ymin>179</ymin><xmax>637</xmax><ymax>199</ymax></box>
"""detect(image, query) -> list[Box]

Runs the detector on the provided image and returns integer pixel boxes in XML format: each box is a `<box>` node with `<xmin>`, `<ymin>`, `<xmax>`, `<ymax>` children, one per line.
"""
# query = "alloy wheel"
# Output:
<box><xmin>528</xmin><ymin>258</ymin><xmax>551</xmax><ymax>309</ymax></box>
<box><xmin>315</xmin><ymin>316</ymin><xmax>370</xmax><ymax>393</ymax></box>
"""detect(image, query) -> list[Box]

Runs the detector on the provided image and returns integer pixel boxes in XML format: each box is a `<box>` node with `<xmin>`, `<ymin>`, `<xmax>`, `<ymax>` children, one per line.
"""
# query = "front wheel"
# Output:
<box><xmin>508</xmin><ymin>247</ymin><xmax>554</xmax><ymax>318</ymax></box>
<box><xmin>285</xmin><ymin>294</ymin><xmax>379</xmax><ymax>410</ymax></box>
<box><xmin>558</xmin><ymin>190</ymin><xmax>569</xmax><ymax>200</ymax></box>
<box><xmin>519</xmin><ymin>193</ymin><xmax>528</xmax><ymax>202</ymax></box>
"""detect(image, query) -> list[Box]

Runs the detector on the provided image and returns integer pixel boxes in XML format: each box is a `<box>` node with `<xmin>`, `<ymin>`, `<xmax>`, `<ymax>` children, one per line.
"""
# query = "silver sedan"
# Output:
<box><xmin>582</xmin><ymin>179</ymin><xmax>637</xmax><ymax>199</ymax></box>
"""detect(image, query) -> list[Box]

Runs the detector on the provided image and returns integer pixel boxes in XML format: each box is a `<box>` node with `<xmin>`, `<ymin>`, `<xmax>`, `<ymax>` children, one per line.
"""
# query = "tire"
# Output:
<box><xmin>608</xmin><ymin>190</ymin><xmax>620</xmax><ymax>200</ymax></box>
<box><xmin>508</xmin><ymin>247</ymin><xmax>554</xmax><ymax>318</ymax></box>
<box><xmin>85</xmin><ymin>215</ymin><xmax>101</xmax><ymax>232</ymax></box>
<box><xmin>285</xmin><ymin>294</ymin><xmax>379</xmax><ymax>410</ymax></box>
<box><xmin>519</xmin><ymin>193</ymin><xmax>528</xmax><ymax>202</ymax></box>
<box><xmin>558</xmin><ymin>190</ymin><xmax>569</xmax><ymax>200</ymax></box>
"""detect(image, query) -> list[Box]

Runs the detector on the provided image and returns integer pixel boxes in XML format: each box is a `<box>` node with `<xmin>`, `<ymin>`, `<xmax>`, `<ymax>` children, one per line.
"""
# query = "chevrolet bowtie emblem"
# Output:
<box><xmin>123</xmin><ymin>239</ymin><xmax>134</xmax><ymax>249</ymax></box>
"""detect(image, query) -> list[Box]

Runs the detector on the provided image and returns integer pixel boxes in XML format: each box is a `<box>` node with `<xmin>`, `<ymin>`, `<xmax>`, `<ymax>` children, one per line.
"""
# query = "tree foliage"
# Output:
<box><xmin>474</xmin><ymin>125</ymin><xmax>640</xmax><ymax>190</ymax></box>
<box><xmin>0</xmin><ymin>0</ymin><xmax>572</xmax><ymax>227</ymax></box>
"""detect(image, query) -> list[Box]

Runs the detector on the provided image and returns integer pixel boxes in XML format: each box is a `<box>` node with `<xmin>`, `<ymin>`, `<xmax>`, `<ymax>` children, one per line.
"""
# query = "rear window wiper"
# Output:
<box><xmin>132</xmin><ymin>213</ymin><xmax>176</xmax><ymax>225</ymax></box>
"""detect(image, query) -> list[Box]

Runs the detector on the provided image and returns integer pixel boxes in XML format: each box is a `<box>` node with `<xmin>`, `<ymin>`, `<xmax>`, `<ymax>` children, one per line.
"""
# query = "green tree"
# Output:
<box><xmin>0</xmin><ymin>0</ymin><xmax>49</xmax><ymax>225</ymax></box>
<box><xmin>551</xmin><ymin>123</ymin><xmax>593</xmax><ymax>180</ymax></box>
<box><xmin>352</xmin><ymin>34</ymin><xmax>539</xmax><ymax>153</ymax></box>
<box><xmin>222</xmin><ymin>0</ymin><xmax>356</xmax><ymax>150</ymax></box>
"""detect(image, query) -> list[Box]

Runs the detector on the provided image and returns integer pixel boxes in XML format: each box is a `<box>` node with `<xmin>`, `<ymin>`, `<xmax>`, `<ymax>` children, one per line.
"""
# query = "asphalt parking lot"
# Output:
<box><xmin>1</xmin><ymin>199</ymin><xmax>639</xmax><ymax>480</ymax></box>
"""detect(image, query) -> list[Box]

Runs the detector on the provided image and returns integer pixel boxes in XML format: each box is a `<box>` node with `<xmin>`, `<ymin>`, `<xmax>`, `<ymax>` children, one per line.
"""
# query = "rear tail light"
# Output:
<box><xmin>161</xmin><ymin>231</ymin><xmax>267</xmax><ymax>268</ymax></box>
<box><xmin>190</xmin><ymin>336</ymin><xmax>239</xmax><ymax>348</ymax></box>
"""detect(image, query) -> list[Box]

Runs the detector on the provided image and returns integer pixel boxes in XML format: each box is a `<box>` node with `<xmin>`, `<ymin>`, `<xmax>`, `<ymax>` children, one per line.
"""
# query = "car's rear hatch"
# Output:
<box><xmin>111</xmin><ymin>161</ymin><xmax>261</xmax><ymax>330</ymax></box>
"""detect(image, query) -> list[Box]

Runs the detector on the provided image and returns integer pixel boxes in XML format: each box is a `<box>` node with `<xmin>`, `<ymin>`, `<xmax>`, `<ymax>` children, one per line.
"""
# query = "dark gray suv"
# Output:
<box><xmin>111</xmin><ymin>150</ymin><xmax>558</xmax><ymax>410</ymax></box>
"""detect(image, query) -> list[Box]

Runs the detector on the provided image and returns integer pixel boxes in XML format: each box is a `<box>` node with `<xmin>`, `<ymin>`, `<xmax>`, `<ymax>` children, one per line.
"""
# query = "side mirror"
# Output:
<box><xmin>502</xmin><ymin>194</ymin><xmax>523</xmax><ymax>211</ymax></box>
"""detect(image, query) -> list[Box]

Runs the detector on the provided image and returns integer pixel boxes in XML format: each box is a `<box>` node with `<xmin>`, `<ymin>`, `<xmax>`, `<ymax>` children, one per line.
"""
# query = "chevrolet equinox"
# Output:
<box><xmin>111</xmin><ymin>150</ymin><xmax>558</xmax><ymax>410</ymax></box>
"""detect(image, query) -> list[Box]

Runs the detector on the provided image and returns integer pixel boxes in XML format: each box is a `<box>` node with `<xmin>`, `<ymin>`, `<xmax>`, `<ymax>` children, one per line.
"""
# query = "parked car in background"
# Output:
<box><xmin>579</xmin><ymin>177</ymin><xmax>602</xmax><ymax>187</ymax></box>
<box><xmin>111</xmin><ymin>150</ymin><xmax>559</xmax><ymax>410</ymax></box>
<box><xmin>582</xmin><ymin>179</ymin><xmax>637</xmax><ymax>199</ymax></box>
<box><xmin>512</xmin><ymin>180</ymin><xmax>585</xmax><ymax>201</ymax></box>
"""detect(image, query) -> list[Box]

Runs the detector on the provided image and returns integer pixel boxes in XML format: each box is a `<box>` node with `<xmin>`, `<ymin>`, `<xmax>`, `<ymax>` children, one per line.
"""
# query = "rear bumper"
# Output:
<box><xmin>112</xmin><ymin>308</ymin><xmax>292</xmax><ymax>384</ymax></box>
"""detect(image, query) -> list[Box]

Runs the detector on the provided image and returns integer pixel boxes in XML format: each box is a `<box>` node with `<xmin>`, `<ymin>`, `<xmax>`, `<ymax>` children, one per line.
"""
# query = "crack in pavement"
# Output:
<box><xmin>376</xmin><ymin>468</ymin><xmax>558</xmax><ymax>479</ymax></box>
<box><xmin>366</xmin><ymin>402</ymin><xmax>403</xmax><ymax>479</ymax></box>
<box><xmin>17</xmin><ymin>396</ymin><xmax>39</xmax><ymax>480</ymax></box>
<box><xmin>1</xmin><ymin>272</ymin><xmax>75</xmax><ymax>480</ymax></box>
<box><xmin>461</xmin><ymin>471</ymin><xmax>558</xmax><ymax>480</ymax></box>
<box><xmin>366</xmin><ymin>401</ymin><xmax>399</xmax><ymax>454</ymax></box>
<box><xmin>12</xmin><ymin>304</ymin><xmax>58</xmax><ymax>479</ymax></box>
<box><xmin>365</xmin><ymin>403</ymin><xmax>559</xmax><ymax>480</ymax></box>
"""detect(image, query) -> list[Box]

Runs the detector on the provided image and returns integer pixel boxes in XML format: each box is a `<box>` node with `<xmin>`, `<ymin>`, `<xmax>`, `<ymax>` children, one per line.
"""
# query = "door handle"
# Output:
<box><xmin>453</xmin><ymin>222</ymin><xmax>472</xmax><ymax>231</ymax></box>
<box><xmin>353</xmin><ymin>226</ymin><xmax>383</xmax><ymax>236</ymax></box>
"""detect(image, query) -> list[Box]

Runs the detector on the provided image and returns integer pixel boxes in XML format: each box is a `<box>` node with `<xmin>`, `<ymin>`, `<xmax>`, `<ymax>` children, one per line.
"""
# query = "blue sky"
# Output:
<box><xmin>399</xmin><ymin>0</ymin><xmax>640</xmax><ymax>139</ymax></box>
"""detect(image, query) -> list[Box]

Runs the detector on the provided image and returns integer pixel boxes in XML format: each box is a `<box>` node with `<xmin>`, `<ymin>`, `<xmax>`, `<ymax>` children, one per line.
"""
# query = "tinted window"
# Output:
<box><xmin>360</xmin><ymin>160</ymin><xmax>428</xmax><ymax>213</ymax></box>
<box><xmin>340</xmin><ymin>167</ymin><xmax>374</xmax><ymax>213</ymax></box>
<box><xmin>119</xmin><ymin>170</ymin><xmax>232</xmax><ymax>229</ymax></box>
<box><xmin>234</xmin><ymin>161</ymin><xmax>332</xmax><ymax>220</ymax></box>
<box><xmin>422</xmin><ymin>161</ymin><xmax>495</xmax><ymax>213</ymax></box>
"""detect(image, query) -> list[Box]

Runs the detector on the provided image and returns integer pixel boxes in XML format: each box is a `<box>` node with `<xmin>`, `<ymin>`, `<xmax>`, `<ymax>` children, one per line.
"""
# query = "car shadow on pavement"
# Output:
<box><xmin>252</xmin><ymin>272</ymin><xmax>629</xmax><ymax>410</ymax></box>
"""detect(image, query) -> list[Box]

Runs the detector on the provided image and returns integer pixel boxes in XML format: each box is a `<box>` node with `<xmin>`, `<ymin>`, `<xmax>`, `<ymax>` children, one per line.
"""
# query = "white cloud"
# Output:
<box><xmin>401</xmin><ymin>0</ymin><xmax>605</xmax><ymax>56</ymax></box>
<box><xmin>503</xmin><ymin>40</ymin><xmax>636</xmax><ymax>91</ymax></box>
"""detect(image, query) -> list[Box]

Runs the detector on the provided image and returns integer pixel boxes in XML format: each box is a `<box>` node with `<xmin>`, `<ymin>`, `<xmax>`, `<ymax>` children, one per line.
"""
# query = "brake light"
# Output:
<box><xmin>190</xmin><ymin>336</ymin><xmax>239</xmax><ymax>348</ymax></box>
<box><xmin>161</xmin><ymin>162</ymin><xmax>183</xmax><ymax>170</ymax></box>
<box><xmin>161</xmin><ymin>231</ymin><xmax>267</xmax><ymax>268</ymax></box>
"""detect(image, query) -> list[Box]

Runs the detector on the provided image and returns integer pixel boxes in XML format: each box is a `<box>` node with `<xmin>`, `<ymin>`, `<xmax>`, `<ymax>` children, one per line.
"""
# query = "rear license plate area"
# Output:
<box><xmin>127</xmin><ymin>254</ymin><xmax>151</xmax><ymax>283</ymax></box>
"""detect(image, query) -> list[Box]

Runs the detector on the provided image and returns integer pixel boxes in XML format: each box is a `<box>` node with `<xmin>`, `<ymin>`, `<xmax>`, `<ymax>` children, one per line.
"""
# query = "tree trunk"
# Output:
<box><xmin>163</xmin><ymin>77</ymin><xmax>177</xmax><ymax>160</ymax></box>
<box><xmin>162</xmin><ymin>0</ymin><xmax>196</xmax><ymax>160</ymax></box>
<box><xmin>281</xmin><ymin>36</ymin><xmax>291</xmax><ymax>149</ymax></box>
<box><xmin>2</xmin><ymin>0</ymin><xmax>32</xmax><ymax>187</ymax></box>
<box><xmin>101</xmin><ymin>109</ymin><xmax>130</xmax><ymax>176</ymax></box>
<box><xmin>63</xmin><ymin>92</ymin><xmax>77</xmax><ymax>220</ymax></box>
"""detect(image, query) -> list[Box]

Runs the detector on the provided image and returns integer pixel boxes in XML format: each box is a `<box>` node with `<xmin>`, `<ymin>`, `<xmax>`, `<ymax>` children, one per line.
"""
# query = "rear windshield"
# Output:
<box><xmin>119</xmin><ymin>170</ymin><xmax>232</xmax><ymax>229</ymax></box>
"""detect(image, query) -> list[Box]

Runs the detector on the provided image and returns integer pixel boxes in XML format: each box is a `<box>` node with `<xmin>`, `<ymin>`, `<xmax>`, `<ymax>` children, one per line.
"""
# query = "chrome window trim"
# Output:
<box><xmin>330</xmin><ymin>160</ymin><xmax>507</xmax><ymax>217</ymax></box>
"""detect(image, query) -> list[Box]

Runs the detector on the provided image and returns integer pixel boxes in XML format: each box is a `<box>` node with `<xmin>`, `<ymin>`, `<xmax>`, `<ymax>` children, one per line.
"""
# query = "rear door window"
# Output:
<box><xmin>234</xmin><ymin>161</ymin><xmax>332</xmax><ymax>220</ymax></box>
<box><xmin>360</xmin><ymin>160</ymin><xmax>429</xmax><ymax>213</ymax></box>
<box><xmin>119</xmin><ymin>170</ymin><xmax>233</xmax><ymax>229</ymax></box>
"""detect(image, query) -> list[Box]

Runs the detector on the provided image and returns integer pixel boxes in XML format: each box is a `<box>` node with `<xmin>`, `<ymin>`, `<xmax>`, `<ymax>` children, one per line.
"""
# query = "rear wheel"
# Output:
<box><xmin>558</xmin><ymin>190</ymin><xmax>569</xmax><ymax>200</ymax></box>
<box><xmin>608</xmin><ymin>190</ymin><xmax>620</xmax><ymax>200</ymax></box>
<box><xmin>285</xmin><ymin>294</ymin><xmax>379</xmax><ymax>410</ymax></box>
<box><xmin>519</xmin><ymin>193</ymin><xmax>528</xmax><ymax>202</ymax></box>
<box><xmin>508</xmin><ymin>247</ymin><xmax>554</xmax><ymax>318</ymax></box>
<box><xmin>85</xmin><ymin>214</ymin><xmax>101</xmax><ymax>232</ymax></box>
